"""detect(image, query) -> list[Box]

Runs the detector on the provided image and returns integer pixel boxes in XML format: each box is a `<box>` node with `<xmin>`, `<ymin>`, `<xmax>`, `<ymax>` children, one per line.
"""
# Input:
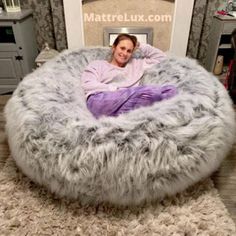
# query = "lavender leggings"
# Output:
<box><xmin>87</xmin><ymin>85</ymin><xmax>177</xmax><ymax>118</ymax></box>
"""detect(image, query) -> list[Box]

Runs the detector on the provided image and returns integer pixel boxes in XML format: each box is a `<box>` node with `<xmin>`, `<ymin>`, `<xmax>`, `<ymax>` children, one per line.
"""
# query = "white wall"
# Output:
<box><xmin>63</xmin><ymin>0</ymin><xmax>194</xmax><ymax>57</ymax></box>
<box><xmin>169</xmin><ymin>0</ymin><xmax>195</xmax><ymax>56</ymax></box>
<box><xmin>63</xmin><ymin>0</ymin><xmax>84</xmax><ymax>49</ymax></box>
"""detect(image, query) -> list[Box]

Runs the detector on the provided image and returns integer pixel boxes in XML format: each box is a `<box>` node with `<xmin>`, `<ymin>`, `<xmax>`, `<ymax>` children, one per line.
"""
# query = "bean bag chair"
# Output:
<box><xmin>4</xmin><ymin>47</ymin><xmax>236</xmax><ymax>205</ymax></box>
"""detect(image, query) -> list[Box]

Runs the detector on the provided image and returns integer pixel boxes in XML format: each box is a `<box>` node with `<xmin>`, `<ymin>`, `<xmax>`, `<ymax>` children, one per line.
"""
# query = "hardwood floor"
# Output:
<box><xmin>212</xmin><ymin>145</ymin><xmax>236</xmax><ymax>223</ymax></box>
<box><xmin>0</xmin><ymin>95</ymin><xmax>10</xmax><ymax>172</ymax></box>
<box><xmin>0</xmin><ymin>94</ymin><xmax>236</xmax><ymax>224</ymax></box>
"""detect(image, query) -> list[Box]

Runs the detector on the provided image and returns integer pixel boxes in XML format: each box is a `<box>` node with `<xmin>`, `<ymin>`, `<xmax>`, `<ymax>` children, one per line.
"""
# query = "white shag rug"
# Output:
<box><xmin>0</xmin><ymin>154</ymin><xmax>235</xmax><ymax>236</ymax></box>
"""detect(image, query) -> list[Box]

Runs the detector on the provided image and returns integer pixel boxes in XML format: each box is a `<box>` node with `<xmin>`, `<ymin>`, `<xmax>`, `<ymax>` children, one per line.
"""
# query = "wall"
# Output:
<box><xmin>82</xmin><ymin>0</ymin><xmax>174</xmax><ymax>51</ymax></box>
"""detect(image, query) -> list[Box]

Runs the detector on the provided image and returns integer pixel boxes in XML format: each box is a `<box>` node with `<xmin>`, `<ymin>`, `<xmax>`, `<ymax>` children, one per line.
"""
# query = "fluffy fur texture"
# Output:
<box><xmin>4</xmin><ymin>48</ymin><xmax>236</xmax><ymax>205</ymax></box>
<box><xmin>1</xmin><ymin>156</ymin><xmax>235</xmax><ymax>235</ymax></box>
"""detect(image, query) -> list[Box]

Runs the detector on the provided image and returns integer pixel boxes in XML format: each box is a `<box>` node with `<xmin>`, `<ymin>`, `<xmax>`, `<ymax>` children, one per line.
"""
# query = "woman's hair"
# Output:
<box><xmin>112</xmin><ymin>34</ymin><xmax>138</xmax><ymax>49</ymax></box>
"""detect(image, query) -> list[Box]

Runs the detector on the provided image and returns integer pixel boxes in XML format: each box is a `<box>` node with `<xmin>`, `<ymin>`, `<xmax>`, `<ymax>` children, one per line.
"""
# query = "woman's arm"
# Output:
<box><xmin>81</xmin><ymin>61</ymin><xmax>117</xmax><ymax>98</ymax></box>
<box><xmin>137</xmin><ymin>43</ymin><xmax>166</xmax><ymax>67</ymax></box>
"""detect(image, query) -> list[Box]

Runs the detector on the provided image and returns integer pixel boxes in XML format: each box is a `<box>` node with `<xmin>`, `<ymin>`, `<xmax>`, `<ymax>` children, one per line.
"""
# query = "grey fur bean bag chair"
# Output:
<box><xmin>4</xmin><ymin>47</ymin><xmax>236</xmax><ymax>206</ymax></box>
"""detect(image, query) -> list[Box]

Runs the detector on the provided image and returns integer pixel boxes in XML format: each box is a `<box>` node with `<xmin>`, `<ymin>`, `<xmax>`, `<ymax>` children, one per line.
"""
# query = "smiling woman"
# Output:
<box><xmin>110</xmin><ymin>34</ymin><xmax>137</xmax><ymax>67</ymax></box>
<box><xmin>81</xmin><ymin>33</ymin><xmax>177</xmax><ymax>118</ymax></box>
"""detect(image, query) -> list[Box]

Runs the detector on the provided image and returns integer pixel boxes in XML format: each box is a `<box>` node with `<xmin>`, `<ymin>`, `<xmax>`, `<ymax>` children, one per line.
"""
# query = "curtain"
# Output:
<box><xmin>20</xmin><ymin>0</ymin><xmax>67</xmax><ymax>51</ymax></box>
<box><xmin>187</xmin><ymin>0</ymin><xmax>225</xmax><ymax>66</ymax></box>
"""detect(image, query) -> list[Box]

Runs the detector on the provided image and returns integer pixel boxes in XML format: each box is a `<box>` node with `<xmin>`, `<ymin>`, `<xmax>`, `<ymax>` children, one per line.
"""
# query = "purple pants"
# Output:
<box><xmin>87</xmin><ymin>85</ymin><xmax>177</xmax><ymax>118</ymax></box>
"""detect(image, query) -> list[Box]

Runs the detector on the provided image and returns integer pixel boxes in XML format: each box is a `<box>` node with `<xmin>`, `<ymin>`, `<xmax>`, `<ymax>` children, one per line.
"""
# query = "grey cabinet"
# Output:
<box><xmin>205</xmin><ymin>15</ymin><xmax>236</xmax><ymax>72</ymax></box>
<box><xmin>0</xmin><ymin>9</ymin><xmax>38</xmax><ymax>94</ymax></box>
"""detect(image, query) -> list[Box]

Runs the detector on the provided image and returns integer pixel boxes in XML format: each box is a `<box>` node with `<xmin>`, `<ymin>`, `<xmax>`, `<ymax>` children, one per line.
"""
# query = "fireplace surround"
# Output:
<box><xmin>63</xmin><ymin>0</ymin><xmax>194</xmax><ymax>56</ymax></box>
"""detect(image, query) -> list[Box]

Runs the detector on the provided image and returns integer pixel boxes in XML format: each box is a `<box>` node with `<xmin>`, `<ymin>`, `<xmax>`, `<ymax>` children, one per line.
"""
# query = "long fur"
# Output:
<box><xmin>4</xmin><ymin>47</ymin><xmax>236</xmax><ymax>205</ymax></box>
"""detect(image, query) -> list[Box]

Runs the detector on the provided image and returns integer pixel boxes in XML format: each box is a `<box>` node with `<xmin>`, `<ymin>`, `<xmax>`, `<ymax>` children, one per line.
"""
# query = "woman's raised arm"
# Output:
<box><xmin>138</xmin><ymin>43</ymin><xmax>166</xmax><ymax>67</ymax></box>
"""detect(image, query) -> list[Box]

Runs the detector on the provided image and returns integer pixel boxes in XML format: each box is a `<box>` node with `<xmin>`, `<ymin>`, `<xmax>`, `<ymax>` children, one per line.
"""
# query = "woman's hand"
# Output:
<box><xmin>135</xmin><ymin>42</ymin><xmax>140</xmax><ymax>51</ymax></box>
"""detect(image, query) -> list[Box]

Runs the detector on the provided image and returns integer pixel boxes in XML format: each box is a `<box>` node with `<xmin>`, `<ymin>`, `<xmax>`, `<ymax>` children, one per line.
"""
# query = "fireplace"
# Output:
<box><xmin>103</xmin><ymin>27</ymin><xmax>153</xmax><ymax>46</ymax></box>
<box><xmin>63</xmin><ymin>0</ymin><xmax>194</xmax><ymax>56</ymax></box>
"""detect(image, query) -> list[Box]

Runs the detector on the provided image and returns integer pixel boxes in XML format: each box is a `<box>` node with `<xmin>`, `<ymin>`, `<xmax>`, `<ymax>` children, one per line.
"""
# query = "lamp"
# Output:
<box><xmin>3</xmin><ymin>0</ymin><xmax>21</xmax><ymax>13</ymax></box>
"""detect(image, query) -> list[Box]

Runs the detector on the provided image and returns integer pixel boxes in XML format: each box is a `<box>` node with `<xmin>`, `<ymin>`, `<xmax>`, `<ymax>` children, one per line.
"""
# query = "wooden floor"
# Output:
<box><xmin>1</xmin><ymin>94</ymin><xmax>236</xmax><ymax>224</ymax></box>
<box><xmin>212</xmin><ymin>143</ymin><xmax>236</xmax><ymax>223</ymax></box>
<box><xmin>0</xmin><ymin>95</ymin><xmax>10</xmax><ymax>172</ymax></box>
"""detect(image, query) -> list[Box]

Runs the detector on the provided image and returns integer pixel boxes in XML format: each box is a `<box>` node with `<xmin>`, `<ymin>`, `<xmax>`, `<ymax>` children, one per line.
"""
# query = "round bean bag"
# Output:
<box><xmin>4</xmin><ymin>47</ymin><xmax>236</xmax><ymax>206</ymax></box>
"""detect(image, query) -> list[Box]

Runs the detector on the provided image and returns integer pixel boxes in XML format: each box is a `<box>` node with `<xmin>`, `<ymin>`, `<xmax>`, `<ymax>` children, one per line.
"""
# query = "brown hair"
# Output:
<box><xmin>112</xmin><ymin>34</ymin><xmax>138</xmax><ymax>49</ymax></box>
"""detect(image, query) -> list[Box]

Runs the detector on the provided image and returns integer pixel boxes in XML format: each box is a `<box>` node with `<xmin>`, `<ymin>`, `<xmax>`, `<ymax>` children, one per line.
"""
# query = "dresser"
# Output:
<box><xmin>0</xmin><ymin>9</ymin><xmax>38</xmax><ymax>94</ymax></box>
<box><xmin>205</xmin><ymin>15</ymin><xmax>236</xmax><ymax>72</ymax></box>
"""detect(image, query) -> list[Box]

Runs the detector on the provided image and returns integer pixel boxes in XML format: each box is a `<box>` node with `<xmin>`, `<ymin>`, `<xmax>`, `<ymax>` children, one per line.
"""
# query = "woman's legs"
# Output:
<box><xmin>87</xmin><ymin>85</ymin><xmax>177</xmax><ymax>118</ymax></box>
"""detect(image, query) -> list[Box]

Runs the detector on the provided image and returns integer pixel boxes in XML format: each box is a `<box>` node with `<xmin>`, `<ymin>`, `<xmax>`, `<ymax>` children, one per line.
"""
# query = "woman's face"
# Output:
<box><xmin>111</xmin><ymin>39</ymin><xmax>134</xmax><ymax>67</ymax></box>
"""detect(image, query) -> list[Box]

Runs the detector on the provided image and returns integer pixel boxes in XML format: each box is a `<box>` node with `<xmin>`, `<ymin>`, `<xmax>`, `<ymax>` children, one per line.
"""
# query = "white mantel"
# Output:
<box><xmin>63</xmin><ymin>0</ymin><xmax>194</xmax><ymax>57</ymax></box>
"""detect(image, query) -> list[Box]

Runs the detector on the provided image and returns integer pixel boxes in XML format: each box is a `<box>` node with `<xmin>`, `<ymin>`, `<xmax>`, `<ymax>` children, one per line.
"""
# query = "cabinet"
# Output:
<box><xmin>0</xmin><ymin>9</ymin><xmax>38</xmax><ymax>94</ymax></box>
<box><xmin>205</xmin><ymin>15</ymin><xmax>236</xmax><ymax>72</ymax></box>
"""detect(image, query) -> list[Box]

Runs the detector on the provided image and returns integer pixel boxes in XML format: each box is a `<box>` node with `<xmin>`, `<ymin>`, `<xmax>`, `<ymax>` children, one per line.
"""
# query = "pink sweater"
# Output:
<box><xmin>81</xmin><ymin>43</ymin><xmax>166</xmax><ymax>98</ymax></box>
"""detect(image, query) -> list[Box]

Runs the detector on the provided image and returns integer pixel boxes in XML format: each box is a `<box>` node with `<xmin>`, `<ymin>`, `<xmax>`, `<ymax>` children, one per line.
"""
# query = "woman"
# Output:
<box><xmin>81</xmin><ymin>34</ymin><xmax>177</xmax><ymax>118</ymax></box>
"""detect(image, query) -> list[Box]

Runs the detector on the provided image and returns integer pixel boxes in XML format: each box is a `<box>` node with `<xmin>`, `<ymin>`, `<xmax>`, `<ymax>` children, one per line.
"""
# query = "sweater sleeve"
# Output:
<box><xmin>81</xmin><ymin>61</ymin><xmax>117</xmax><ymax>98</ymax></box>
<box><xmin>138</xmin><ymin>43</ymin><xmax>166</xmax><ymax>68</ymax></box>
